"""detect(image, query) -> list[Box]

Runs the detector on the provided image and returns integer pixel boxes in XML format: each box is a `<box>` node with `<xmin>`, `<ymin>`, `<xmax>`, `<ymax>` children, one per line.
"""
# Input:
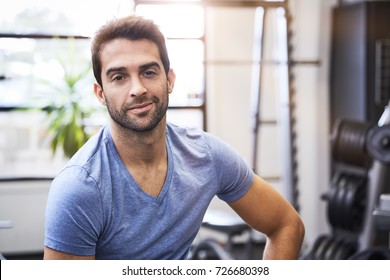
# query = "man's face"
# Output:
<box><xmin>94</xmin><ymin>38</ymin><xmax>175</xmax><ymax>132</ymax></box>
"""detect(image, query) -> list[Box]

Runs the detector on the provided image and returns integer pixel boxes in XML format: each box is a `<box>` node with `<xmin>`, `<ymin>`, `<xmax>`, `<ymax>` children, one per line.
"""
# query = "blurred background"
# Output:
<box><xmin>1</xmin><ymin>0</ymin><xmax>390</xmax><ymax>260</ymax></box>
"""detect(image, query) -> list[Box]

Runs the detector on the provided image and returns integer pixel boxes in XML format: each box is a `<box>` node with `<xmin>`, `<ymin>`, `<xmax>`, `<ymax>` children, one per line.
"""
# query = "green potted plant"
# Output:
<box><xmin>39</xmin><ymin>37</ymin><xmax>97</xmax><ymax>158</ymax></box>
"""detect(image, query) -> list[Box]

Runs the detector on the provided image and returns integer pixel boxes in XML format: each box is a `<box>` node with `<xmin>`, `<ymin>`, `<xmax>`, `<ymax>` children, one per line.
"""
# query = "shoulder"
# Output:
<box><xmin>166</xmin><ymin>122</ymin><xmax>205</xmax><ymax>139</ymax></box>
<box><xmin>50</xmin><ymin>164</ymin><xmax>100</xmax><ymax>203</ymax></box>
<box><xmin>66</xmin><ymin>125</ymin><xmax>109</xmax><ymax>167</ymax></box>
<box><xmin>166</xmin><ymin>122</ymin><xmax>227</xmax><ymax>151</ymax></box>
<box><xmin>50</xmin><ymin>125</ymin><xmax>111</xmax><ymax>200</ymax></box>
<box><xmin>58</xmin><ymin>125</ymin><xmax>115</xmax><ymax>184</ymax></box>
<box><xmin>166</xmin><ymin>122</ymin><xmax>248</xmax><ymax>170</ymax></box>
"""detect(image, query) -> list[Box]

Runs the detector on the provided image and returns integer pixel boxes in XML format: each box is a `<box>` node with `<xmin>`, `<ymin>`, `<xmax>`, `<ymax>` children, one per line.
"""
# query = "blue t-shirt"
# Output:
<box><xmin>44</xmin><ymin>123</ymin><xmax>254</xmax><ymax>259</ymax></box>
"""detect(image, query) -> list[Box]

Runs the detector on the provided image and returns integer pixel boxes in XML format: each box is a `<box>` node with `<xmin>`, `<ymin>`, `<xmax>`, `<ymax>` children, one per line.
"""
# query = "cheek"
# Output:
<box><xmin>100</xmin><ymin>95</ymin><xmax>107</xmax><ymax>106</ymax></box>
<box><xmin>104</xmin><ymin>94</ymin><xmax>131</xmax><ymax>114</ymax></box>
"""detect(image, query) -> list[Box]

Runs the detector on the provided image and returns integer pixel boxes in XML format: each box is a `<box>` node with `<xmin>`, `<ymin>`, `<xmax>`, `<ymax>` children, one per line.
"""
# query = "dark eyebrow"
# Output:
<box><xmin>105</xmin><ymin>62</ymin><xmax>161</xmax><ymax>77</ymax></box>
<box><xmin>105</xmin><ymin>66</ymin><xmax>127</xmax><ymax>77</ymax></box>
<box><xmin>139</xmin><ymin>62</ymin><xmax>161</xmax><ymax>72</ymax></box>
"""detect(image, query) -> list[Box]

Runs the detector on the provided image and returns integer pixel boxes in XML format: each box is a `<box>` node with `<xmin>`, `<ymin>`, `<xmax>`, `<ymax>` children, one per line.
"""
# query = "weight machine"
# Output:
<box><xmin>190</xmin><ymin>209</ymin><xmax>262</xmax><ymax>260</ymax></box>
<box><xmin>304</xmin><ymin>101</ymin><xmax>390</xmax><ymax>260</ymax></box>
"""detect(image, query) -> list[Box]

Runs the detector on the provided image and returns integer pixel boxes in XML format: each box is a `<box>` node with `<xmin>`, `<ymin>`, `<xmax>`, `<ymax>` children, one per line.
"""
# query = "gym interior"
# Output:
<box><xmin>1</xmin><ymin>0</ymin><xmax>390</xmax><ymax>260</ymax></box>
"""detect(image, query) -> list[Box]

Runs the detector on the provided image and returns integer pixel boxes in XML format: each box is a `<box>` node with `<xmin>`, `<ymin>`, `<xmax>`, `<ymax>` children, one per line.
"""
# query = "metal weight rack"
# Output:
<box><xmin>305</xmin><ymin>101</ymin><xmax>390</xmax><ymax>259</ymax></box>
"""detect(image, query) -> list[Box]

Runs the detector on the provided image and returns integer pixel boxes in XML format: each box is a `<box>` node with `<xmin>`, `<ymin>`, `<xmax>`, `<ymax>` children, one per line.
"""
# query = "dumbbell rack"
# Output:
<box><xmin>306</xmin><ymin>101</ymin><xmax>390</xmax><ymax>259</ymax></box>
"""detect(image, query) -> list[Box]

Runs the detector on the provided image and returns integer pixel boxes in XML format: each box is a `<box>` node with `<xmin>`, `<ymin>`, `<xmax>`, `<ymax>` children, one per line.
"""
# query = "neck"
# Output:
<box><xmin>109</xmin><ymin>119</ymin><xmax>167</xmax><ymax>167</ymax></box>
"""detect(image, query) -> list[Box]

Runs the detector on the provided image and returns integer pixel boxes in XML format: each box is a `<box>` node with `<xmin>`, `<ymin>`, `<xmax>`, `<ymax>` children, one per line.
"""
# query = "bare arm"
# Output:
<box><xmin>229</xmin><ymin>175</ymin><xmax>305</xmax><ymax>260</ymax></box>
<box><xmin>44</xmin><ymin>246</ymin><xmax>95</xmax><ymax>260</ymax></box>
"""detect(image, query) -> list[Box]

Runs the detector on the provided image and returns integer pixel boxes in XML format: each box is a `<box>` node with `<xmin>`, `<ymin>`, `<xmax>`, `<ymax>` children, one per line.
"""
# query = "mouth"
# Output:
<box><xmin>128</xmin><ymin>102</ymin><xmax>153</xmax><ymax>114</ymax></box>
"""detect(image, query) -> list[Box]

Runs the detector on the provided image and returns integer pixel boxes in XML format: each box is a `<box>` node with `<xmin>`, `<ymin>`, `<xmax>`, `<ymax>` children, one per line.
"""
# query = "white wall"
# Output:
<box><xmin>0</xmin><ymin>111</ymin><xmax>68</xmax><ymax>178</ymax></box>
<box><xmin>0</xmin><ymin>179</ymin><xmax>51</xmax><ymax>254</ymax></box>
<box><xmin>290</xmin><ymin>0</ymin><xmax>339</xmax><ymax>247</ymax></box>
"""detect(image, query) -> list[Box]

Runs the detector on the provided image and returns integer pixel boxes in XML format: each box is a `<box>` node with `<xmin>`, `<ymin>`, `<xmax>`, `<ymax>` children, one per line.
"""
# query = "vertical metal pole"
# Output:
<box><xmin>251</xmin><ymin>7</ymin><xmax>267</xmax><ymax>174</ymax></box>
<box><xmin>274</xmin><ymin>0</ymin><xmax>300</xmax><ymax>211</ymax></box>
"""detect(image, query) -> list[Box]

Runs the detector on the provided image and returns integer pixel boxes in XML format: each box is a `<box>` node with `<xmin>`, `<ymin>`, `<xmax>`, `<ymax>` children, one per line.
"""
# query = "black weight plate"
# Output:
<box><xmin>327</xmin><ymin>184</ymin><xmax>339</xmax><ymax>228</ymax></box>
<box><xmin>333</xmin><ymin>245</ymin><xmax>344</xmax><ymax>260</ymax></box>
<box><xmin>333</xmin><ymin>242</ymin><xmax>346</xmax><ymax>260</ymax></box>
<box><xmin>333</xmin><ymin>238</ymin><xmax>358</xmax><ymax>260</ymax></box>
<box><xmin>327</xmin><ymin>172</ymin><xmax>343</xmax><ymax>227</ymax></box>
<box><xmin>334</xmin><ymin>241</ymin><xmax>357</xmax><ymax>260</ymax></box>
<box><xmin>334</xmin><ymin>174</ymin><xmax>348</xmax><ymax>229</ymax></box>
<box><xmin>310</xmin><ymin>235</ymin><xmax>327</xmax><ymax>260</ymax></box>
<box><xmin>341</xmin><ymin>176</ymin><xmax>358</xmax><ymax>230</ymax></box>
<box><xmin>318</xmin><ymin>237</ymin><xmax>335</xmax><ymax>260</ymax></box>
<box><xmin>324</xmin><ymin>238</ymin><xmax>343</xmax><ymax>260</ymax></box>
<box><xmin>367</xmin><ymin>124</ymin><xmax>390</xmax><ymax>164</ymax></box>
<box><xmin>351</xmin><ymin>181</ymin><xmax>366</xmax><ymax>231</ymax></box>
<box><xmin>331</xmin><ymin>119</ymin><xmax>371</xmax><ymax>167</ymax></box>
<box><xmin>313</xmin><ymin>236</ymin><xmax>333</xmax><ymax>260</ymax></box>
<box><xmin>346</xmin><ymin>176</ymin><xmax>366</xmax><ymax>231</ymax></box>
<box><xmin>340</xmin><ymin>182</ymin><xmax>350</xmax><ymax>229</ymax></box>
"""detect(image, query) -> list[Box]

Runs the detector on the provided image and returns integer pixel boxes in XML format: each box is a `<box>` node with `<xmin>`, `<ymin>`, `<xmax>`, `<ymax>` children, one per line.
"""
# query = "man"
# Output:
<box><xmin>44</xmin><ymin>15</ymin><xmax>304</xmax><ymax>260</ymax></box>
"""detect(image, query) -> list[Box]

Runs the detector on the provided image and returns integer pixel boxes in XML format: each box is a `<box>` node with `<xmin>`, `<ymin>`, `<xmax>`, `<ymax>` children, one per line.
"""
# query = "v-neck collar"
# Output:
<box><xmin>104</xmin><ymin>125</ymin><xmax>173</xmax><ymax>205</ymax></box>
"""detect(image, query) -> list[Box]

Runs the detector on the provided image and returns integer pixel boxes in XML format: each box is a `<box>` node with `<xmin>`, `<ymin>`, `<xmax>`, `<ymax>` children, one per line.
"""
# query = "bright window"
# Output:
<box><xmin>135</xmin><ymin>3</ymin><xmax>206</xmax><ymax>129</ymax></box>
<box><xmin>0</xmin><ymin>0</ymin><xmax>133</xmax><ymax>36</ymax></box>
<box><xmin>1</xmin><ymin>1</ymin><xmax>206</xmax><ymax>129</ymax></box>
<box><xmin>0</xmin><ymin>0</ymin><xmax>132</xmax><ymax>109</ymax></box>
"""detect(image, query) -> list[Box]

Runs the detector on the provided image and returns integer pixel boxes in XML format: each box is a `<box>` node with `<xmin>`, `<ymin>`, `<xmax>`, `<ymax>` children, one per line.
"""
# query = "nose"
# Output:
<box><xmin>129</xmin><ymin>77</ymin><xmax>147</xmax><ymax>97</ymax></box>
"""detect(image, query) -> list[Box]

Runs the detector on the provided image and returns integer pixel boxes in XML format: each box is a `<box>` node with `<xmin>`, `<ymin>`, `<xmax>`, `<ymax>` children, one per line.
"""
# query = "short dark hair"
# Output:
<box><xmin>91</xmin><ymin>15</ymin><xmax>170</xmax><ymax>87</ymax></box>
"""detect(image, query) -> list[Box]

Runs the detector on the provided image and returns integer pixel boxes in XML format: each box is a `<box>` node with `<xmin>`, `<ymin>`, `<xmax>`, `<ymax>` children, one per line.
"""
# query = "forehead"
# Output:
<box><xmin>100</xmin><ymin>38</ymin><xmax>162</xmax><ymax>70</ymax></box>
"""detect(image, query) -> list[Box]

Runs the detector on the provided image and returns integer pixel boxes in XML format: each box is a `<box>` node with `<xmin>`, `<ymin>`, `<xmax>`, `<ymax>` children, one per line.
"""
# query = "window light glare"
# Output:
<box><xmin>136</xmin><ymin>4</ymin><xmax>204</xmax><ymax>38</ymax></box>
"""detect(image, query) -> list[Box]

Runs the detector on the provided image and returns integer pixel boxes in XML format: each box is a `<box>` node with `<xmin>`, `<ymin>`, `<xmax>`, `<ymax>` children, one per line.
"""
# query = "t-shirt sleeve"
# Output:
<box><xmin>44</xmin><ymin>165</ymin><xmax>103</xmax><ymax>256</ymax></box>
<box><xmin>205</xmin><ymin>133</ymin><xmax>254</xmax><ymax>203</ymax></box>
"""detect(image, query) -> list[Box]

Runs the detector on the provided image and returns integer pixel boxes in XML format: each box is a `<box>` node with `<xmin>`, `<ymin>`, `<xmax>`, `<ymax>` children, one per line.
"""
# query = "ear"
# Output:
<box><xmin>167</xmin><ymin>69</ymin><xmax>176</xmax><ymax>94</ymax></box>
<box><xmin>94</xmin><ymin>82</ymin><xmax>106</xmax><ymax>106</ymax></box>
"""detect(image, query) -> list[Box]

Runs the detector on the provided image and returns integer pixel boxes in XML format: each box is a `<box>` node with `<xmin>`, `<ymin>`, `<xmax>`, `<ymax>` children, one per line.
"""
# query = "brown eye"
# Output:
<box><xmin>113</xmin><ymin>75</ymin><xmax>124</xmax><ymax>81</ymax></box>
<box><xmin>143</xmin><ymin>70</ymin><xmax>157</xmax><ymax>78</ymax></box>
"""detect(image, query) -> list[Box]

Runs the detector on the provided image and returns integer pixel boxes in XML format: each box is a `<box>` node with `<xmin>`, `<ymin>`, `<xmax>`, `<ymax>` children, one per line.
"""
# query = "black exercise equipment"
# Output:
<box><xmin>348</xmin><ymin>194</ymin><xmax>390</xmax><ymax>259</ymax></box>
<box><xmin>306</xmin><ymin>101</ymin><xmax>390</xmax><ymax>259</ymax></box>
<box><xmin>366</xmin><ymin>124</ymin><xmax>390</xmax><ymax>164</ymax></box>
<box><xmin>323</xmin><ymin>172</ymin><xmax>366</xmax><ymax>231</ymax></box>
<box><xmin>359</xmin><ymin>109</ymin><xmax>390</xmax><ymax>249</ymax></box>
<box><xmin>190</xmin><ymin>238</ymin><xmax>234</xmax><ymax>260</ymax></box>
<box><xmin>331</xmin><ymin>119</ymin><xmax>372</xmax><ymax>167</ymax></box>
<box><xmin>190</xmin><ymin>209</ymin><xmax>262</xmax><ymax>260</ymax></box>
<box><xmin>305</xmin><ymin>234</ymin><xmax>357</xmax><ymax>260</ymax></box>
<box><xmin>373</xmin><ymin>194</ymin><xmax>390</xmax><ymax>231</ymax></box>
<box><xmin>348</xmin><ymin>247</ymin><xmax>390</xmax><ymax>260</ymax></box>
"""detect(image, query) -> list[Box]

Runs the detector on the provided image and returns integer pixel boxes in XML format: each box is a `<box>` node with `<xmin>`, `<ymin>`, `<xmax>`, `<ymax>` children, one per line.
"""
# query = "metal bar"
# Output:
<box><xmin>205</xmin><ymin>59</ymin><xmax>321</xmax><ymax>65</ymax></box>
<box><xmin>0</xmin><ymin>177</ymin><xmax>53</xmax><ymax>182</ymax></box>
<box><xmin>251</xmin><ymin>7</ymin><xmax>267</xmax><ymax>174</ymax></box>
<box><xmin>284</xmin><ymin>0</ymin><xmax>300</xmax><ymax>211</ymax></box>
